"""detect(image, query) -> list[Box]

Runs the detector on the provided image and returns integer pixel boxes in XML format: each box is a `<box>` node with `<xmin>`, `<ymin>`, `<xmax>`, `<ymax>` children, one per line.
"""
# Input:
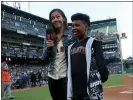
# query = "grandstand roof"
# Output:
<box><xmin>1</xmin><ymin>4</ymin><xmax>49</xmax><ymax>24</ymax></box>
<box><xmin>68</xmin><ymin>18</ymin><xmax>116</xmax><ymax>26</ymax></box>
<box><xmin>125</xmin><ymin>57</ymin><xmax>133</xmax><ymax>64</ymax></box>
<box><xmin>125</xmin><ymin>60</ymin><xmax>133</xmax><ymax>64</ymax></box>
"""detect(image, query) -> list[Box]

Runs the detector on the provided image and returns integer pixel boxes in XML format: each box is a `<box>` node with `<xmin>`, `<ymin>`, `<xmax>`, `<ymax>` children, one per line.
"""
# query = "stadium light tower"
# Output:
<box><xmin>1</xmin><ymin>1</ymin><xmax>9</xmax><ymax>5</ymax></box>
<box><xmin>13</xmin><ymin>2</ymin><xmax>21</xmax><ymax>10</ymax></box>
<box><xmin>28</xmin><ymin>2</ymin><xmax>31</xmax><ymax>13</ymax></box>
<box><xmin>2</xmin><ymin>1</ymin><xmax>21</xmax><ymax>10</ymax></box>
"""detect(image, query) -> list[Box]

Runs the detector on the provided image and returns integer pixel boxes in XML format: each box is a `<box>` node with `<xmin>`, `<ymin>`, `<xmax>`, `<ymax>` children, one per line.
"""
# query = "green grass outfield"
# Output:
<box><xmin>12</xmin><ymin>87</ymin><xmax>51</xmax><ymax>100</ymax></box>
<box><xmin>103</xmin><ymin>74</ymin><xmax>124</xmax><ymax>87</ymax></box>
<box><xmin>11</xmin><ymin>74</ymin><xmax>126</xmax><ymax>100</ymax></box>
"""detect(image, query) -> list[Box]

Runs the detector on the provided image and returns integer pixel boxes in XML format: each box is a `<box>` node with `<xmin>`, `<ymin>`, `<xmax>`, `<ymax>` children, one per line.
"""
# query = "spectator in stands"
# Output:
<box><xmin>27</xmin><ymin>71</ymin><xmax>31</xmax><ymax>86</ymax></box>
<box><xmin>67</xmin><ymin>13</ymin><xmax>109</xmax><ymax>100</ymax></box>
<box><xmin>1</xmin><ymin>61</ymin><xmax>14</xmax><ymax>100</ymax></box>
<box><xmin>20</xmin><ymin>73</ymin><xmax>28</xmax><ymax>88</ymax></box>
<box><xmin>42</xmin><ymin>9</ymin><xmax>77</xmax><ymax>100</ymax></box>
<box><xmin>37</xmin><ymin>70</ymin><xmax>42</xmax><ymax>87</ymax></box>
<box><xmin>97</xmin><ymin>31</ymin><xmax>103</xmax><ymax>41</ymax></box>
<box><xmin>30</xmin><ymin>72</ymin><xmax>36</xmax><ymax>87</ymax></box>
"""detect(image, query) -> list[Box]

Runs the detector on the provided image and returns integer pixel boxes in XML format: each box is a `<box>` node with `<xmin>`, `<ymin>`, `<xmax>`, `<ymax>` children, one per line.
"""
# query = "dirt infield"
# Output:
<box><xmin>104</xmin><ymin>75</ymin><xmax>133</xmax><ymax>100</ymax></box>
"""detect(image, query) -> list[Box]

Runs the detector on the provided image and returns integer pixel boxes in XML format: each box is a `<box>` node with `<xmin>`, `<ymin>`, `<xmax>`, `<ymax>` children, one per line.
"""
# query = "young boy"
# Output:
<box><xmin>67</xmin><ymin>13</ymin><xmax>109</xmax><ymax>100</ymax></box>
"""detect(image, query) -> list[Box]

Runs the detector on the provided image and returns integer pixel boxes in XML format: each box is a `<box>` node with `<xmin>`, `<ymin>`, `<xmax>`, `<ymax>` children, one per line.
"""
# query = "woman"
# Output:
<box><xmin>42</xmin><ymin>9</ymin><xmax>77</xmax><ymax>100</ymax></box>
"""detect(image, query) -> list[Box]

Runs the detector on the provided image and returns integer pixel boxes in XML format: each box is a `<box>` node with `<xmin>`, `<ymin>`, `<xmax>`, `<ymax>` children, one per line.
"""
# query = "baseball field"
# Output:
<box><xmin>10</xmin><ymin>73</ymin><xmax>132</xmax><ymax>100</ymax></box>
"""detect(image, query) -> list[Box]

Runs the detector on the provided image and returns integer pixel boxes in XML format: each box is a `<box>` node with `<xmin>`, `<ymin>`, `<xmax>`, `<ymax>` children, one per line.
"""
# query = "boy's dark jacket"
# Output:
<box><xmin>67</xmin><ymin>37</ymin><xmax>109</xmax><ymax>100</ymax></box>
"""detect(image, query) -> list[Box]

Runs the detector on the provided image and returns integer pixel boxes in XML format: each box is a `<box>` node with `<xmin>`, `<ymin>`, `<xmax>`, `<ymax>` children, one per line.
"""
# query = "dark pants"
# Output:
<box><xmin>31</xmin><ymin>81</ymin><xmax>36</xmax><ymax>87</ymax></box>
<box><xmin>48</xmin><ymin>77</ymin><xmax>67</xmax><ymax>100</ymax></box>
<box><xmin>72</xmin><ymin>94</ymin><xmax>90</xmax><ymax>100</ymax></box>
<box><xmin>38</xmin><ymin>79</ymin><xmax>42</xmax><ymax>87</ymax></box>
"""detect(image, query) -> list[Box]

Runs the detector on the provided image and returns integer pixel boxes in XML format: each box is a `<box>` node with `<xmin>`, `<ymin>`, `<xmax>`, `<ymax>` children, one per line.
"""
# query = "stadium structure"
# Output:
<box><xmin>1</xmin><ymin>3</ymin><xmax>127</xmax><ymax>75</ymax></box>
<box><xmin>1</xmin><ymin>4</ymin><xmax>48</xmax><ymax>65</ymax></box>
<box><xmin>123</xmin><ymin>57</ymin><xmax>133</xmax><ymax>73</ymax></box>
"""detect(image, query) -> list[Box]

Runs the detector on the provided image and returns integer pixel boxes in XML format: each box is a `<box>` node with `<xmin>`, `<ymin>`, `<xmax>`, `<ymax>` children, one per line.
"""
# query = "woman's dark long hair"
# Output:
<box><xmin>49</xmin><ymin>8</ymin><xmax>68</xmax><ymax>33</ymax></box>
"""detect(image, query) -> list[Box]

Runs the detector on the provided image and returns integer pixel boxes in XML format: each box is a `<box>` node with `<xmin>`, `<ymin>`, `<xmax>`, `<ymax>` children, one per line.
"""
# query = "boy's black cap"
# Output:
<box><xmin>71</xmin><ymin>13</ymin><xmax>90</xmax><ymax>26</ymax></box>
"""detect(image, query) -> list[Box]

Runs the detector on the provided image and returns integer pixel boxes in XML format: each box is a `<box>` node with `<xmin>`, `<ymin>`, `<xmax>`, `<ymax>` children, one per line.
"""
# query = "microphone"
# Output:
<box><xmin>46</xmin><ymin>28</ymin><xmax>57</xmax><ymax>58</ymax></box>
<box><xmin>46</xmin><ymin>28</ymin><xmax>53</xmax><ymax>40</ymax></box>
<box><xmin>46</xmin><ymin>28</ymin><xmax>57</xmax><ymax>44</ymax></box>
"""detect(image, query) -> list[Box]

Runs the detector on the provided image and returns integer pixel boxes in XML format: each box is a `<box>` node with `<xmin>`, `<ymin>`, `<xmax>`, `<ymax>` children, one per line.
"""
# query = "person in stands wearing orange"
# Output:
<box><xmin>1</xmin><ymin>61</ymin><xmax>14</xmax><ymax>100</ymax></box>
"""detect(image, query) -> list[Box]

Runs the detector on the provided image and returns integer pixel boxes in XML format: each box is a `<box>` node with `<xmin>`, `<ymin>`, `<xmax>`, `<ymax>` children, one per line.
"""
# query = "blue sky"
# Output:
<box><xmin>4</xmin><ymin>2</ymin><xmax>133</xmax><ymax>59</ymax></box>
